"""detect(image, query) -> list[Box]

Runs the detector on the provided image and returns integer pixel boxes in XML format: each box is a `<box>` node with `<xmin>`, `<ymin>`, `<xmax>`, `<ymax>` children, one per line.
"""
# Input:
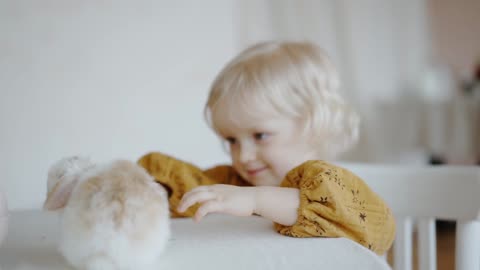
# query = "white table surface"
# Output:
<box><xmin>0</xmin><ymin>210</ymin><xmax>391</xmax><ymax>270</ymax></box>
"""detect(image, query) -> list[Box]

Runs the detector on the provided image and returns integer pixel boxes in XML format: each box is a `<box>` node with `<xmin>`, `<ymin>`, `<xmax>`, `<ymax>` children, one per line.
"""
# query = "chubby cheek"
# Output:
<box><xmin>261</xmin><ymin>153</ymin><xmax>291</xmax><ymax>181</ymax></box>
<box><xmin>270</xmin><ymin>161</ymin><xmax>293</xmax><ymax>181</ymax></box>
<box><xmin>265</xmin><ymin>149</ymin><xmax>309</xmax><ymax>180</ymax></box>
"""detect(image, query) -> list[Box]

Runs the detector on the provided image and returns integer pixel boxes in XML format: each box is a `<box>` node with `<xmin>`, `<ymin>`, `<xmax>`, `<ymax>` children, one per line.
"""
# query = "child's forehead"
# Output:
<box><xmin>211</xmin><ymin>101</ymin><xmax>281</xmax><ymax>133</ymax></box>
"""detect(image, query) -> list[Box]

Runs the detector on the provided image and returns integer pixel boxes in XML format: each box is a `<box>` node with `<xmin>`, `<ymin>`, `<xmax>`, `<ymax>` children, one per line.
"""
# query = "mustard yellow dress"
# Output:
<box><xmin>138</xmin><ymin>152</ymin><xmax>396</xmax><ymax>255</ymax></box>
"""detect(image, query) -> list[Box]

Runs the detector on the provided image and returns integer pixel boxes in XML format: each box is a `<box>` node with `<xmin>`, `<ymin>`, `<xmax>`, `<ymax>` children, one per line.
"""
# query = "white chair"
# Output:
<box><xmin>344</xmin><ymin>164</ymin><xmax>480</xmax><ymax>270</ymax></box>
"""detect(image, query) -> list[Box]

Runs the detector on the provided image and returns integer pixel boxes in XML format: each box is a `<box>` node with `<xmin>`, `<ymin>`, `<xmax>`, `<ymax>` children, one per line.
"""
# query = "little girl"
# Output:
<box><xmin>138</xmin><ymin>41</ymin><xmax>395</xmax><ymax>255</ymax></box>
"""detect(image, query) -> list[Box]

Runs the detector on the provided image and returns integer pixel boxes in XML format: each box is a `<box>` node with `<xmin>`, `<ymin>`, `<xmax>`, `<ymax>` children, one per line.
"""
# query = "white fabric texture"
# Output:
<box><xmin>0</xmin><ymin>210</ymin><xmax>391</xmax><ymax>270</ymax></box>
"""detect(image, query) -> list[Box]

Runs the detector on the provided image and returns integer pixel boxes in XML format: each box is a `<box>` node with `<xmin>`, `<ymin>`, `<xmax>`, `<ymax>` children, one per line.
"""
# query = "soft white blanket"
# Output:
<box><xmin>0</xmin><ymin>210</ymin><xmax>391</xmax><ymax>270</ymax></box>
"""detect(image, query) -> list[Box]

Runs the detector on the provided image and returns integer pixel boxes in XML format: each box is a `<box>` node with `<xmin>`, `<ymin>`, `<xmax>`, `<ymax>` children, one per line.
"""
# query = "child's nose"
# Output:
<box><xmin>239</xmin><ymin>144</ymin><xmax>257</xmax><ymax>163</ymax></box>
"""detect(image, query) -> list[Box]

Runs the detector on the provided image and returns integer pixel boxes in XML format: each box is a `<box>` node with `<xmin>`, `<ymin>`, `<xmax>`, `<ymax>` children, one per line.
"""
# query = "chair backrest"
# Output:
<box><xmin>341</xmin><ymin>163</ymin><xmax>480</xmax><ymax>270</ymax></box>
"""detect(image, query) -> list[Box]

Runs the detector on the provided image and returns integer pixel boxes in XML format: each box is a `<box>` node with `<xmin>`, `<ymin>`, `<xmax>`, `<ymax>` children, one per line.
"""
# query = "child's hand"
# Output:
<box><xmin>177</xmin><ymin>184</ymin><xmax>256</xmax><ymax>222</ymax></box>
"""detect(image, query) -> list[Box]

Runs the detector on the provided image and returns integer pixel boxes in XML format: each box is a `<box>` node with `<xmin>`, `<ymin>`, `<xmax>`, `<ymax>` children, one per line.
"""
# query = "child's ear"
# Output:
<box><xmin>43</xmin><ymin>180</ymin><xmax>78</xmax><ymax>211</ymax></box>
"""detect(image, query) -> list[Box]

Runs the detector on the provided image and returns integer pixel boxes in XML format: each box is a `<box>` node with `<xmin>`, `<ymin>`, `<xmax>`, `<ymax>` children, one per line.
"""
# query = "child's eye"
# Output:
<box><xmin>253</xmin><ymin>132</ymin><xmax>269</xmax><ymax>141</ymax></box>
<box><xmin>225</xmin><ymin>137</ymin><xmax>236</xmax><ymax>144</ymax></box>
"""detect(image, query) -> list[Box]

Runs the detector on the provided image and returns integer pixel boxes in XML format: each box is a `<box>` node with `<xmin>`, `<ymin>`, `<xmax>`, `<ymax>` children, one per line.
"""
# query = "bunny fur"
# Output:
<box><xmin>44</xmin><ymin>156</ymin><xmax>170</xmax><ymax>270</ymax></box>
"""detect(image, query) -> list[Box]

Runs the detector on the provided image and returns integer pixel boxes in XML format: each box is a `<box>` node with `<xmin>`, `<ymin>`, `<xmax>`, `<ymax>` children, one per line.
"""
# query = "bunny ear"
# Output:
<box><xmin>43</xmin><ymin>179</ymin><xmax>78</xmax><ymax>211</ymax></box>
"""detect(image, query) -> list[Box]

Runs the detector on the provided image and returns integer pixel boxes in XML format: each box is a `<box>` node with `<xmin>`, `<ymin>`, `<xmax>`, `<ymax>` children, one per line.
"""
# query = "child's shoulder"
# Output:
<box><xmin>290</xmin><ymin>159</ymin><xmax>348</xmax><ymax>174</ymax></box>
<box><xmin>283</xmin><ymin>160</ymin><xmax>364</xmax><ymax>185</ymax></box>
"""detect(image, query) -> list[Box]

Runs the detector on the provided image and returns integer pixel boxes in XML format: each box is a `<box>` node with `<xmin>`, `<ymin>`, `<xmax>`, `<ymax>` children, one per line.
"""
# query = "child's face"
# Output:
<box><xmin>213</xmin><ymin>105</ymin><xmax>317</xmax><ymax>186</ymax></box>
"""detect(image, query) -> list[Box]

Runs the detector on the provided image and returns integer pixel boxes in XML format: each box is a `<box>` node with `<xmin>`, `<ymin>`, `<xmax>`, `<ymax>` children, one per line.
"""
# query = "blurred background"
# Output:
<box><xmin>1</xmin><ymin>0</ymin><xmax>479</xmax><ymax>210</ymax></box>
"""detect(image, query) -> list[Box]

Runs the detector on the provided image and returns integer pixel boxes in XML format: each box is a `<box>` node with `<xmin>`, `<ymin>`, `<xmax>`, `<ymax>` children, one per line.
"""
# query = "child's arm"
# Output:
<box><xmin>251</xmin><ymin>186</ymin><xmax>300</xmax><ymax>225</ymax></box>
<box><xmin>137</xmin><ymin>152</ymin><xmax>249</xmax><ymax>217</ymax></box>
<box><xmin>178</xmin><ymin>160</ymin><xmax>396</xmax><ymax>255</ymax></box>
<box><xmin>177</xmin><ymin>185</ymin><xmax>300</xmax><ymax>225</ymax></box>
<box><xmin>274</xmin><ymin>160</ymin><xmax>396</xmax><ymax>255</ymax></box>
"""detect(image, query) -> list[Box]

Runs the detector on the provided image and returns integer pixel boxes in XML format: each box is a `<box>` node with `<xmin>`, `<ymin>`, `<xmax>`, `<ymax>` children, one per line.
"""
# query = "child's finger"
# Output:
<box><xmin>178</xmin><ymin>191</ymin><xmax>216</xmax><ymax>213</ymax></box>
<box><xmin>194</xmin><ymin>200</ymin><xmax>223</xmax><ymax>222</ymax></box>
<box><xmin>186</xmin><ymin>186</ymin><xmax>210</xmax><ymax>194</ymax></box>
<box><xmin>180</xmin><ymin>186</ymin><xmax>210</xmax><ymax>202</ymax></box>
<box><xmin>183</xmin><ymin>186</ymin><xmax>212</xmax><ymax>199</ymax></box>
<box><xmin>179</xmin><ymin>187</ymin><xmax>211</xmax><ymax>206</ymax></box>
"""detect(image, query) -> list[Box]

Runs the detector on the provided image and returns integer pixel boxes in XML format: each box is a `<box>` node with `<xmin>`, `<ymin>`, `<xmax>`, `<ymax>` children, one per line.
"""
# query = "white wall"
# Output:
<box><xmin>0</xmin><ymin>1</ymin><xmax>235</xmax><ymax>210</ymax></box>
<box><xmin>0</xmin><ymin>0</ymin><xmax>443</xmax><ymax>210</ymax></box>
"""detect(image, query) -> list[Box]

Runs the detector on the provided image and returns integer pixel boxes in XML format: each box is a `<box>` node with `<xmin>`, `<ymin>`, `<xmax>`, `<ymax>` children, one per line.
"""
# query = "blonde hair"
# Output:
<box><xmin>205</xmin><ymin>41</ymin><xmax>359</xmax><ymax>158</ymax></box>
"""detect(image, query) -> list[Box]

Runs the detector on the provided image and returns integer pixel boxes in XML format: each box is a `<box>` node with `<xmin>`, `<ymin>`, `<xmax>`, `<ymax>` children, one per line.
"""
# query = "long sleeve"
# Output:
<box><xmin>274</xmin><ymin>160</ymin><xmax>396</xmax><ymax>255</ymax></box>
<box><xmin>137</xmin><ymin>152</ymin><xmax>250</xmax><ymax>217</ymax></box>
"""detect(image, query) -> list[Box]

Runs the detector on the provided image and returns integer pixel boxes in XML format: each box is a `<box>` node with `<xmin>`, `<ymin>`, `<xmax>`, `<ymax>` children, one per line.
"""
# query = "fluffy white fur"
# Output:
<box><xmin>44</xmin><ymin>156</ymin><xmax>170</xmax><ymax>270</ymax></box>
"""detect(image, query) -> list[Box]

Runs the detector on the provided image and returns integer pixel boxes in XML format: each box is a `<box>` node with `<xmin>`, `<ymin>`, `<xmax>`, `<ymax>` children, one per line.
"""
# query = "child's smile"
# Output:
<box><xmin>212</xmin><ymin>102</ymin><xmax>317</xmax><ymax>186</ymax></box>
<box><xmin>246</xmin><ymin>166</ymin><xmax>268</xmax><ymax>177</ymax></box>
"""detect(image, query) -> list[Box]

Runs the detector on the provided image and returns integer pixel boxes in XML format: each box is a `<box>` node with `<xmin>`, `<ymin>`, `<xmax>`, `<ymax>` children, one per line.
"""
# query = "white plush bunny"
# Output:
<box><xmin>43</xmin><ymin>156</ymin><xmax>170</xmax><ymax>270</ymax></box>
<box><xmin>0</xmin><ymin>189</ymin><xmax>8</xmax><ymax>247</ymax></box>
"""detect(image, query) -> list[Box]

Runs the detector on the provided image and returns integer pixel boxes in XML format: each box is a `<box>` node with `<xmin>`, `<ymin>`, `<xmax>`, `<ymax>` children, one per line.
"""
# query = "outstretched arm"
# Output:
<box><xmin>137</xmin><ymin>152</ymin><xmax>249</xmax><ymax>217</ymax></box>
<box><xmin>178</xmin><ymin>160</ymin><xmax>396</xmax><ymax>255</ymax></box>
<box><xmin>253</xmin><ymin>186</ymin><xmax>300</xmax><ymax>225</ymax></box>
<box><xmin>177</xmin><ymin>185</ymin><xmax>300</xmax><ymax>226</ymax></box>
